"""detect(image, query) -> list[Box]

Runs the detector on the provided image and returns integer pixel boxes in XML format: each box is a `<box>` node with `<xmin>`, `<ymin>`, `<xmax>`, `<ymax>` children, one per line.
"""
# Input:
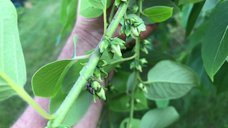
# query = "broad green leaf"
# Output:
<box><xmin>80</xmin><ymin>0</ymin><xmax>103</xmax><ymax>18</ymax></box>
<box><xmin>140</xmin><ymin>106</ymin><xmax>179</xmax><ymax>128</ymax></box>
<box><xmin>146</xmin><ymin>60</ymin><xmax>199</xmax><ymax>100</ymax></box>
<box><xmin>109</xmin><ymin>71</ymin><xmax>129</xmax><ymax>94</ymax></box>
<box><xmin>127</xmin><ymin>72</ymin><xmax>138</xmax><ymax>93</ymax></box>
<box><xmin>186</xmin><ymin>1</ymin><xmax>205</xmax><ymax>36</ymax></box>
<box><xmin>108</xmin><ymin>90</ymin><xmax>148</xmax><ymax>112</ymax></box>
<box><xmin>50</xmin><ymin>91</ymin><xmax>92</xmax><ymax>126</ymax></box>
<box><xmin>32</xmin><ymin>60</ymin><xmax>75</xmax><ymax>97</ymax></box>
<box><xmin>155</xmin><ymin>99</ymin><xmax>169</xmax><ymax>108</ymax></box>
<box><xmin>0</xmin><ymin>1</ymin><xmax>26</xmax><ymax>101</ymax></box>
<box><xmin>143</xmin><ymin>6</ymin><xmax>173</xmax><ymax>23</ymax></box>
<box><xmin>49</xmin><ymin>58</ymin><xmax>90</xmax><ymax>126</ymax></box>
<box><xmin>202</xmin><ymin>1</ymin><xmax>228</xmax><ymax>80</ymax></box>
<box><xmin>120</xmin><ymin>118</ymin><xmax>141</xmax><ymax>128</ymax></box>
<box><xmin>179</xmin><ymin>0</ymin><xmax>204</xmax><ymax>5</ymax></box>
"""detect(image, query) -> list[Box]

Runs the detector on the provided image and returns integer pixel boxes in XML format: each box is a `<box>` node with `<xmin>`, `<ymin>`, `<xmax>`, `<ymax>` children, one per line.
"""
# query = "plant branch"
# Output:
<box><xmin>47</xmin><ymin>2</ymin><xmax>129</xmax><ymax>127</ymax></box>
<box><xmin>0</xmin><ymin>72</ymin><xmax>53</xmax><ymax>120</ymax></box>
<box><xmin>104</xmin><ymin>54</ymin><xmax>136</xmax><ymax>66</ymax></box>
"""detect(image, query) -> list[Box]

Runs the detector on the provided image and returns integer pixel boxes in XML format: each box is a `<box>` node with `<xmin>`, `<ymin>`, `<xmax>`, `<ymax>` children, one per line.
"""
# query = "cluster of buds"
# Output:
<box><xmin>138</xmin><ymin>83</ymin><xmax>148</xmax><ymax>93</ymax></box>
<box><xmin>130</xmin><ymin>58</ymin><xmax>147</xmax><ymax>72</ymax></box>
<box><xmin>87</xmin><ymin>81</ymin><xmax>106</xmax><ymax>101</ymax></box>
<box><xmin>141</xmin><ymin>40</ymin><xmax>153</xmax><ymax>54</ymax></box>
<box><xmin>121</xmin><ymin>14</ymin><xmax>146</xmax><ymax>37</ymax></box>
<box><xmin>99</xmin><ymin>37</ymin><xmax>126</xmax><ymax>57</ymax></box>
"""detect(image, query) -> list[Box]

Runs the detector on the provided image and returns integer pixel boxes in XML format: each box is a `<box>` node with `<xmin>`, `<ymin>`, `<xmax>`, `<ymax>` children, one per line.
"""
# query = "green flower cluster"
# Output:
<box><xmin>121</xmin><ymin>14</ymin><xmax>146</xmax><ymax>37</ymax></box>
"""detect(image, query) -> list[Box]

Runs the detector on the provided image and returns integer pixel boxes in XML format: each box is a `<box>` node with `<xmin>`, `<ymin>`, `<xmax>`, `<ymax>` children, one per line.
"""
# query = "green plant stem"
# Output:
<box><xmin>109</xmin><ymin>3</ymin><xmax>116</xmax><ymax>23</ymax></box>
<box><xmin>48</xmin><ymin>3</ymin><xmax>129</xmax><ymax>127</ymax></box>
<box><xmin>0</xmin><ymin>72</ymin><xmax>53</xmax><ymax>119</ymax></box>
<box><xmin>139</xmin><ymin>0</ymin><xmax>143</xmax><ymax>14</ymax></box>
<box><xmin>104</xmin><ymin>54</ymin><xmax>136</xmax><ymax>66</ymax></box>
<box><xmin>128</xmin><ymin>37</ymin><xmax>141</xmax><ymax>128</ymax></box>
<box><xmin>103</xmin><ymin>0</ymin><xmax>107</xmax><ymax>33</ymax></box>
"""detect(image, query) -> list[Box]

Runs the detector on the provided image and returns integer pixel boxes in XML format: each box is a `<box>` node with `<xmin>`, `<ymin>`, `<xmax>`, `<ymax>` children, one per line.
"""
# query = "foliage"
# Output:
<box><xmin>0</xmin><ymin>0</ymin><xmax>228</xmax><ymax>128</ymax></box>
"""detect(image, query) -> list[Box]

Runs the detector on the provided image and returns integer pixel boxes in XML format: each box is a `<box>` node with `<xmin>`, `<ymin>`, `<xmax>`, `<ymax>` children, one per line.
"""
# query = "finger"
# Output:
<box><xmin>12</xmin><ymin>97</ymin><xmax>49</xmax><ymax>128</ymax></box>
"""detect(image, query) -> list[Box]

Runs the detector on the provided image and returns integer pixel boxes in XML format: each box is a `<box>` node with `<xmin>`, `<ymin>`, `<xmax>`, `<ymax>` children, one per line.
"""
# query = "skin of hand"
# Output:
<box><xmin>12</xmin><ymin>1</ymin><xmax>155</xmax><ymax>127</ymax></box>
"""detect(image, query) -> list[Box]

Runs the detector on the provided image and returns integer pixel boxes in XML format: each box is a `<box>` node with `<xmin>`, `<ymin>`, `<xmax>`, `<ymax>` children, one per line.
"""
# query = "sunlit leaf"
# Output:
<box><xmin>146</xmin><ymin>60</ymin><xmax>199</xmax><ymax>100</ymax></box>
<box><xmin>202</xmin><ymin>1</ymin><xmax>228</xmax><ymax>80</ymax></box>
<box><xmin>143</xmin><ymin>6</ymin><xmax>173</xmax><ymax>23</ymax></box>
<box><xmin>0</xmin><ymin>0</ymin><xmax>26</xmax><ymax>101</ymax></box>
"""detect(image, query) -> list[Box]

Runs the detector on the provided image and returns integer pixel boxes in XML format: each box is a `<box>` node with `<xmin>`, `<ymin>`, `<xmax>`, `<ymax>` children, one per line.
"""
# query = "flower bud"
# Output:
<box><xmin>96</xmin><ymin>88</ymin><xmax>106</xmax><ymax>100</ymax></box>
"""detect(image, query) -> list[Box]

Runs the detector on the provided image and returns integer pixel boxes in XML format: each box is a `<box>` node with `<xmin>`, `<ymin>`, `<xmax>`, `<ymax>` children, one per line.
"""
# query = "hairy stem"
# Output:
<box><xmin>0</xmin><ymin>72</ymin><xmax>53</xmax><ymax>120</ymax></box>
<box><xmin>48</xmin><ymin>3</ymin><xmax>129</xmax><ymax>127</ymax></box>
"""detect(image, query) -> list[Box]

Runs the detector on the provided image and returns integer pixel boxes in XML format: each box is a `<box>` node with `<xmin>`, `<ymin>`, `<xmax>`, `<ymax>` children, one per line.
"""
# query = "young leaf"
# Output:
<box><xmin>143</xmin><ymin>6</ymin><xmax>173</xmax><ymax>23</ymax></box>
<box><xmin>32</xmin><ymin>60</ymin><xmax>75</xmax><ymax>97</ymax></box>
<box><xmin>80</xmin><ymin>0</ymin><xmax>103</xmax><ymax>18</ymax></box>
<box><xmin>0</xmin><ymin>0</ymin><xmax>26</xmax><ymax>101</ymax></box>
<box><xmin>140</xmin><ymin>106</ymin><xmax>179</xmax><ymax>128</ymax></box>
<box><xmin>202</xmin><ymin>1</ymin><xmax>228</xmax><ymax>80</ymax></box>
<box><xmin>146</xmin><ymin>60</ymin><xmax>199</xmax><ymax>100</ymax></box>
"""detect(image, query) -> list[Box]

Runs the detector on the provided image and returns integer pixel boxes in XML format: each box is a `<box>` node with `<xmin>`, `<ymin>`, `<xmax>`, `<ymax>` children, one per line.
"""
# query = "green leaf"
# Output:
<box><xmin>127</xmin><ymin>72</ymin><xmax>138</xmax><ymax>93</ymax></box>
<box><xmin>140</xmin><ymin>106</ymin><xmax>179</xmax><ymax>128</ymax></box>
<box><xmin>146</xmin><ymin>60</ymin><xmax>199</xmax><ymax>100</ymax></box>
<box><xmin>49</xmin><ymin>58</ymin><xmax>90</xmax><ymax>126</ymax></box>
<box><xmin>80</xmin><ymin>0</ymin><xmax>103</xmax><ymax>18</ymax></box>
<box><xmin>32</xmin><ymin>60</ymin><xmax>75</xmax><ymax>97</ymax></box>
<box><xmin>186</xmin><ymin>1</ymin><xmax>205</xmax><ymax>36</ymax></box>
<box><xmin>108</xmin><ymin>90</ymin><xmax>148</xmax><ymax>112</ymax></box>
<box><xmin>50</xmin><ymin>91</ymin><xmax>92</xmax><ymax>126</ymax></box>
<box><xmin>89</xmin><ymin>0</ymin><xmax>111</xmax><ymax>9</ymax></box>
<box><xmin>155</xmin><ymin>99</ymin><xmax>169</xmax><ymax>108</ymax></box>
<box><xmin>178</xmin><ymin>0</ymin><xmax>204</xmax><ymax>5</ymax></box>
<box><xmin>214</xmin><ymin>62</ymin><xmax>228</xmax><ymax>94</ymax></box>
<box><xmin>143</xmin><ymin>6</ymin><xmax>173</xmax><ymax>23</ymax></box>
<box><xmin>58</xmin><ymin>0</ymin><xmax>78</xmax><ymax>45</ymax></box>
<box><xmin>202</xmin><ymin>1</ymin><xmax>228</xmax><ymax>80</ymax></box>
<box><xmin>120</xmin><ymin>118</ymin><xmax>141</xmax><ymax>128</ymax></box>
<box><xmin>0</xmin><ymin>1</ymin><xmax>26</xmax><ymax>101</ymax></box>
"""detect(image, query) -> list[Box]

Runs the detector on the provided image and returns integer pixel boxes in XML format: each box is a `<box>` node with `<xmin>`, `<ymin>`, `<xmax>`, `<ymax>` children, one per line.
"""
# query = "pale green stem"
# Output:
<box><xmin>48</xmin><ymin>3</ymin><xmax>129</xmax><ymax>127</ymax></box>
<box><xmin>0</xmin><ymin>72</ymin><xmax>54</xmax><ymax>119</ymax></box>
<box><xmin>128</xmin><ymin>37</ymin><xmax>140</xmax><ymax>128</ymax></box>
<box><xmin>103</xmin><ymin>0</ymin><xmax>107</xmax><ymax>34</ymax></box>
<box><xmin>104</xmin><ymin>54</ymin><xmax>136</xmax><ymax>66</ymax></box>
<box><xmin>108</xmin><ymin>3</ymin><xmax>116</xmax><ymax>23</ymax></box>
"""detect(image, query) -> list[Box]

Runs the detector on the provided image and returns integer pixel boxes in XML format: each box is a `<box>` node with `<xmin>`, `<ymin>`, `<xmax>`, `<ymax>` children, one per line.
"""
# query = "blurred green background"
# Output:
<box><xmin>0</xmin><ymin>0</ymin><xmax>228</xmax><ymax>128</ymax></box>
